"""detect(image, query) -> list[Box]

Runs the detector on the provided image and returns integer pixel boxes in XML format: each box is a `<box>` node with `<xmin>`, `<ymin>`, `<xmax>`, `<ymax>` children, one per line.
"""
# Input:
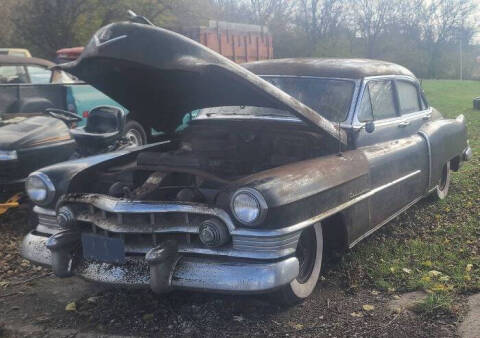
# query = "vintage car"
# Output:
<box><xmin>20</xmin><ymin>21</ymin><xmax>472</xmax><ymax>304</ymax></box>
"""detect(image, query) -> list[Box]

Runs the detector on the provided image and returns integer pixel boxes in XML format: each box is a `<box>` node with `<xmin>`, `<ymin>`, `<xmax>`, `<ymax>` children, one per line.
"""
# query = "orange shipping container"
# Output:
<box><xmin>180</xmin><ymin>21</ymin><xmax>273</xmax><ymax>63</ymax></box>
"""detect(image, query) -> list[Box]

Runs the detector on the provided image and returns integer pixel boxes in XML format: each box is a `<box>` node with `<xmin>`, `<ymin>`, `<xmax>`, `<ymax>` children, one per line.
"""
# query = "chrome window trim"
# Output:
<box><xmin>352</xmin><ymin>75</ymin><xmax>426</xmax><ymax>129</ymax></box>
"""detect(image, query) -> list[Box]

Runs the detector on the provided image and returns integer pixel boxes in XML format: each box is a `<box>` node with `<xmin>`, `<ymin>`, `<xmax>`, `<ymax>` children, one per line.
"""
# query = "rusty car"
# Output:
<box><xmin>20</xmin><ymin>20</ymin><xmax>472</xmax><ymax>304</ymax></box>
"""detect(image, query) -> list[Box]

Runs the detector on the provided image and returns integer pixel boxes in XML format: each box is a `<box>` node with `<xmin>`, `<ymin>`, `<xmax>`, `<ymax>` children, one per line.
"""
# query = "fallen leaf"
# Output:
<box><xmin>422</xmin><ymin>260</ymin><xmax>433</xmax><ymax>267</ymax></box>
<box><xmin>389</xmin><ymin>267</ymin><xmax>396</xmax><ymax>273</ymax></box>
<box><xmin>65</xmin><ymin>302</ymin><xmax>76</xmax><ymax>312</ymax></box>
<box><xmin>142</xmin><ymin>313</ymin><xmax>154</xmax><ymax>321</ymax></box>
<box><xmin>402</xmin><ymin>268</ymin><xmax>412</xmax><ymax>274</ymax></box>
<box><xmin>428</xmin><ymin>270</ymin><xmax>442</xmax><ymax>277</ymax></box>
<box><xmin>350</xmin><ymin>312</ymin><xmax>363</xmax><ymax>318</ymax></box>
<box><xmin>371</xmin><ymin>290</ymin><xmax>380</xmax><ymax>295</ymax></box>
<box><xmin>421</xmin><ymin>276</ymin><xmax>431</xmax><ymax>282</ymax></box>
<box><xmin>288</xmin><ymin>322</ymin><xmax>303</xmax><ymax>330</ymax></box>
<box><xmin>233</xmin><ymin>315</ymin><xmax>244</xmax><ymax>322</ymax></box>
<box><xmin>466</xmin><ymin>264</ymin><xmax>473</xmax><ymax>272</ymax></box>
<box><xmin>87</xmin><ymin>297</ymin><xmax>98</xmax><ymax>304</ymax></box>
<box><xmin>362</xmin><ymin>304</ymin><xmax>375</xmax><ymax>311</ymax></box>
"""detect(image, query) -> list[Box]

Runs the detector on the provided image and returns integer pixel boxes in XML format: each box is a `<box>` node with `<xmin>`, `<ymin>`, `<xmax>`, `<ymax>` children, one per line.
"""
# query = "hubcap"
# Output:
<box><xmin>296</xmin><ymin>227</ymin><xmax>317</xmax><ymax>284</ymax></box>
<box><xmin>125</xmin><ymin>129</ymin><xmax>143</xmax><ymax>146</ymax></box>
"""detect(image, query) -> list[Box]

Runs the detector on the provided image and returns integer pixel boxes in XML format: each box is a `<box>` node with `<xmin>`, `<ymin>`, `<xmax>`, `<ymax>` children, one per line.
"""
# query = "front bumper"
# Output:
<box><xmin>21</xmin><ymin>200</ymin><xmax>302</xmax><ymax>294</ymax></box>
<box><xmin>21</xmin><ymin>230</ymin><xmax>299</xmax><ymax>293</ymax></box>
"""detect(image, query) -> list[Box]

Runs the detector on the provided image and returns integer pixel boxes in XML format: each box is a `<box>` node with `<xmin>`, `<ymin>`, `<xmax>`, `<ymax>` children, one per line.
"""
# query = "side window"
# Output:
<box><xmin>358</xmin><ymin>86</ymin><xmax>374</xmax><ymax>122</ymax></box>
<box><xmin>0</xmin><ymin>65</ymin><xmax>28</xmax><ymax>84</ymax></box>
<box><xmin>368</xmin><ymin>80</ymin><xmax>397</xmax><ymax>120</ymax></box>
<box><xmin>27</xmin><ymin>66</ymin><xmax>52</xmax><ymax>84</ymax></box>
<box><xmin>397</xmin><ymin>80</ymin><xmax>421</xmax><ymax>114</ymax></box>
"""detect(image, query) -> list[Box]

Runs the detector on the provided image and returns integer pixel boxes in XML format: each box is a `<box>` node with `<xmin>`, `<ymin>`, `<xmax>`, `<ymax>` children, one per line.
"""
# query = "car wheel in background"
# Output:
<box><xmin>434</xmin><ymin>161</ymin><xmax>451</xmax><ymax>200</ymax></box>
<box><xmin>124</xmin><ymin>120</ymin><xmax>147</xmax><ymax>146</ymax></box>
<box><xmin>278</xmin><ymin>222</ymin><xmax>323</xmax><ymax>305</ymax></box>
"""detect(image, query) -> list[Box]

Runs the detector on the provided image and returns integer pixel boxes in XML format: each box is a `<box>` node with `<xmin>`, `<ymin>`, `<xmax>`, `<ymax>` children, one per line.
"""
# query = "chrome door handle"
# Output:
<box><xmin>398</xmin><ymin>121</ymin><xmax>410</xmax><ymax>128</ymax></box>
<box><xmin>423</xmin><ymin>113</ymin><xmax>432</xmax><ymax>120</ymax></box>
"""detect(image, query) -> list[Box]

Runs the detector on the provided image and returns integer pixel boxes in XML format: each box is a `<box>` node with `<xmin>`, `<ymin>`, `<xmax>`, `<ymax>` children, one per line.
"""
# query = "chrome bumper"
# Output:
<box><xmin>463</xmin><ymin>145</ymin><xmax>473</xmax><ymax>162</ymax></box>
<box><xmin>21</xmin><ymin>231</ymin><xmax>299</xmax><ymax>293</ymax></box>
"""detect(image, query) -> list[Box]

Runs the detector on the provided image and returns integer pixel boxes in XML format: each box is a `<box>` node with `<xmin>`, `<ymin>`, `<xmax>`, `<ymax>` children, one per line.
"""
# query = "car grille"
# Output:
<box><xmin>0</xmin><ymin>161</ymin><xmax>19</xmax><ymax>181</ymax></box>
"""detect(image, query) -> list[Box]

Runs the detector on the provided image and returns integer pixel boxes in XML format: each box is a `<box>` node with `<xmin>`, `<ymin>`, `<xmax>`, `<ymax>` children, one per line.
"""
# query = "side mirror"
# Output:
<box><xmin>70</xmin><ymin>106</ymin><xmax>126</xmax><ymax>155</ymax></box>
<box><xmin>365</xmin><ymin>121</ymin><xmax>375</xmax><ymax>133</ymax></box>
<box><xmin>85</xmin><ymin>106</ymin><xmax>126</xmax><ymax>135</ymax></box>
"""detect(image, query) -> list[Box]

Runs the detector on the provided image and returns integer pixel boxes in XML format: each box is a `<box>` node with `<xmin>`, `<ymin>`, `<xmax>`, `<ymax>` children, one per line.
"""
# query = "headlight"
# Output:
<box><xmin>230</xmin><ymin>188</ymin><xmax>267</xmax><ymax>226</ymax></box>
<box><xmin>25</xmin><ymin>172</ymin><xmax>55</xmax><ymax>205</ymax></box>
<box><xmin>0</xmin><ymin>150</ymin><xmax>17</xmax><ymax>161</ymax></box>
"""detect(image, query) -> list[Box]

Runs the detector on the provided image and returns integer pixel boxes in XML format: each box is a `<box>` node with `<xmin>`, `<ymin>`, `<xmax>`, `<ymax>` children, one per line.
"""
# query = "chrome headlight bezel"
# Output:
<box><xmin>230</xmin><ymin>188</ymin><xmax>268</xmax><ymax>226</ymax></box>
<box><xmin>25</xmin><ymin>172</ymin><xmax>56</xmax><ymax>205</ymax></box>
<box><xmin>0</xmin><ymin>150</ymin><xmax>18</xmax><ymax>161</ymax></box>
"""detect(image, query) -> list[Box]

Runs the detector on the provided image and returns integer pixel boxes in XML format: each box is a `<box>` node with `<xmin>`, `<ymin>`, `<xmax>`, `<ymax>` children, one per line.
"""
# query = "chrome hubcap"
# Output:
<box><xmin>125</xmin><ymin>129</ymin><xmax>142</xmax><ymax>146</ymax></box>
<box><xmin>296</xmin><ymin>227</ymin><xmax>317</xmax><ymax>284</ymax></box>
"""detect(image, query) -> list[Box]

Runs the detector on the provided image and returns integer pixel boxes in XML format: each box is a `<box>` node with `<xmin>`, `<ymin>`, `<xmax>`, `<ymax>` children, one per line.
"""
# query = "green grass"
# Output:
<box><xmin>338</xmin><ymin>80</ymin><xmax>480</xmax><ymax>315</ymax></box>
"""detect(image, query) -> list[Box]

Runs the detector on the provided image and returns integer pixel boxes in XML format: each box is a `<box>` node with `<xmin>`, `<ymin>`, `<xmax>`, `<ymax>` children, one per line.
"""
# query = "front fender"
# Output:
<box><xmin>229</xmin><ymin>150</ymin><xmax>370</xmax><ymax>229</ymax></box>
<box><xmin>32</xmin><ymin>142</ymin><xmax>168</xmax><ymax>209</ymax></box>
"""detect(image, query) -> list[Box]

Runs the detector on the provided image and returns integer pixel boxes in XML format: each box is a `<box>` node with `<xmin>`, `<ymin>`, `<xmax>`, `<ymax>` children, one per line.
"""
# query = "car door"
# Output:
<box><xmin>353</xmin><ymin>78</ymin><xmax>428</xmax><ymax>230</ymax></box>
<box><xmin>393</xmin><ymin>79</ymin><xmax>430</xmax><ymax>201</ymax></box>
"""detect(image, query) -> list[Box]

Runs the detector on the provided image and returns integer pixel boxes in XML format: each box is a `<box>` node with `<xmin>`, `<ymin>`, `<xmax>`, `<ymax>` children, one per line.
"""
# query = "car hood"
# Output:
<box><xmin>58</xmin><ymin>22</ymin><xmax>347</xmax><ymax>145</ymax></box>
<box><xmin>0</xmin><ymin>114</ymin><xmax>71</xmax><ymax>151</ymax></box>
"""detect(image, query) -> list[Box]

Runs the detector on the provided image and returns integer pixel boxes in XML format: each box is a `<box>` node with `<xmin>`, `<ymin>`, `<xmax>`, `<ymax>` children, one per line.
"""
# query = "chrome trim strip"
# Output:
<box><xmin>233</xmin><ymin>170</ymin><xmax>422</xmax><ymax>238</ymax></box>
<box><xmin>418</xmin><ymin>131</ymin><xmax>432</xmax><ymax>191</ymax></box>
<box><xmin>349</xmin><ymin>195</ymin><xmax>423</xmax><ymax>248</ymax></box>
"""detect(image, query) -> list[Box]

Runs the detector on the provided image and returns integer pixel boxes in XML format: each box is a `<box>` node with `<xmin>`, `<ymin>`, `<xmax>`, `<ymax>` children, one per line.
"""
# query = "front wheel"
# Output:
<box><xmin>279</xmin><ymin>222</ymin><xmax>323</xmax><ymax>305</ymax></box>
<box><xmin>124</xmin><ymin>120</ymin><xmax>147</xmax><ymax>146</ymax></box>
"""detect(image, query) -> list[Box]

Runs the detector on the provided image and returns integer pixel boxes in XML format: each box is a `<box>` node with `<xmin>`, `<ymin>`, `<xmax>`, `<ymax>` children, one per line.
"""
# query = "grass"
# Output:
<box><xmin>338</xmin><ymin>80</ymin><xmax>480</xmax><ymax>315</ymax></box>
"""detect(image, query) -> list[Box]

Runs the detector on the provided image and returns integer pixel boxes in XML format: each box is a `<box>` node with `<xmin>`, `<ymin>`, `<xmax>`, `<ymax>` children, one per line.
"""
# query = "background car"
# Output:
<box><xmin>0</xmin><ymin>55</ymin><xmax>149</xmax><ymax>144</ymax></box>
<box><xmin>0</xmin><ymin>48</ymin><xmax>32</xmax><ymax>58</ymax></box>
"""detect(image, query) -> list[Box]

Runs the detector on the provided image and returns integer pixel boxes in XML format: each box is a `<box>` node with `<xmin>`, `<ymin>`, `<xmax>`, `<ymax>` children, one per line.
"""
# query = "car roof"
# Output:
<box><xmin>0</xmin><ymin>55</ymin><xmax>55</xmax><ymax>68</ymax></box>
<box><xmin>243</xmin><ymin>58</ymin><xmax>416</xmax><ymax>80</ymax></box>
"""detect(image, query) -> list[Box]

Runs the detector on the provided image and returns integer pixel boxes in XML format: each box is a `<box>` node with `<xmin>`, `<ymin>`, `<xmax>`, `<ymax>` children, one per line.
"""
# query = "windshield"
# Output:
<box><xmin>195</xmin><ymin>77</ymin><xmax>355</xmax><ymax>122</ymax></box>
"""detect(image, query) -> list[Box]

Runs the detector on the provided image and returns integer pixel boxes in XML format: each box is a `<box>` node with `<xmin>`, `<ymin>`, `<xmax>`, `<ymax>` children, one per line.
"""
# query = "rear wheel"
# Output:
<box><xmin>434</xmin><ymin>161</ymin><xmax>451</xmax><ymax>200</ymax></box>
<box><xmin>279</xmin><ymin>222</ymin><xmax>323</xmax><ymax>305</ymax></box>
<box><xmin>124</xmin><ymin>120</ymin><xmax>147</xmax><ymax>146</ymax></box>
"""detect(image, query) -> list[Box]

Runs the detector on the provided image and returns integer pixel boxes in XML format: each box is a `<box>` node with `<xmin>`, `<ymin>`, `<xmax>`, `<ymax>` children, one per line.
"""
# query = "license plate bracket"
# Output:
<box><xmin>81</xmin><ymin>233</ymin><xmax>125</xmax><ymax>264</ymax></box>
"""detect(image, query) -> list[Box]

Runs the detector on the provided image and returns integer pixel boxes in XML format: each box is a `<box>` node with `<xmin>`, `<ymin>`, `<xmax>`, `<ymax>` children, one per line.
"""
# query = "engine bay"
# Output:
<box><xmin>90</xmin><ymin>121</ymin><xmax>330</xmax><ymax>204</ymax></box>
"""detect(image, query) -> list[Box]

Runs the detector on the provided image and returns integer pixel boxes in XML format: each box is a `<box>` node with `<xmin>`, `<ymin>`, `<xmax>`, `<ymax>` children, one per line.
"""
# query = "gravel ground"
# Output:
<box><xmin>0</xmin><ymin>208</ymin><xmax>462</xmax><ymax>337</ymax></box>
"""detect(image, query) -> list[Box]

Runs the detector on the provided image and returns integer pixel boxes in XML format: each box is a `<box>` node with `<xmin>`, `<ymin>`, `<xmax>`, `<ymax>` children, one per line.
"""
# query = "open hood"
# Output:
<box><xmin>58</xmin><ymin>22</ymin><xmax>347</xmax><ymax>145</ymax></box>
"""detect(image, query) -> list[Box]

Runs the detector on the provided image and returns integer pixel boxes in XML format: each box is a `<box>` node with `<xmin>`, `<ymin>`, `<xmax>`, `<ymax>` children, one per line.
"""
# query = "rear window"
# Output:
<box><xmin>368</xmin><ymin>80</ymin><xmax>397</xmax><ymax>120</ymax></box>
<box><xmin>397</xmin><ymin>81</ymin><xmax>421</xmax><ymax>114</ymax></box>
<box><xmin>0</xmin><ymin>65</ymin><xmax>28</xmax><ymax>84</ymax></box>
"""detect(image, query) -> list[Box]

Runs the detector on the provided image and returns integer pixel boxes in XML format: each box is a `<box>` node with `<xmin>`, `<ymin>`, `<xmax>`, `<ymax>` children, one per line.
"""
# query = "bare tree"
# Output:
<box><xmin>352</xmin><ymin>0</ymin><xmax>398</xmax><ymax>58</ymax></box>
<box><xmin>296</xmin><ymin>0</ymin><xmax>348</xmax><ymax>54</ymax></box>
<box><xmin>420</xmin><ymin>0</ymin><xmax>477</xmax><ymax>77</ymax></box>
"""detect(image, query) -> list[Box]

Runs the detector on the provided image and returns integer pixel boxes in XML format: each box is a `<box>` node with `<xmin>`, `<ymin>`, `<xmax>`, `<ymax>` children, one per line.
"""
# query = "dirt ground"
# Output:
<box><xmin>0</xmin><ymin>207</ymin><xmax>465</xmax><ymax>338</ymax></box>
